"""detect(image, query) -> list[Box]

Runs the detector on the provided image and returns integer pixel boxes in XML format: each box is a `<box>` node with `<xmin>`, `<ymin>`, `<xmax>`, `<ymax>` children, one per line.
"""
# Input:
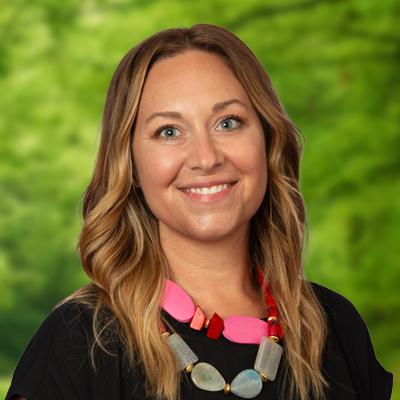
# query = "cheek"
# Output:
<box><xmin>236</xmin><ymin>137</ymin><xmax>268</xmax><ymax>207</ymax></box>
<box><xmin>250</xmin><ymin>151</ymin><xmax>268</xmax><ymax>199</ymax></box>
<box><xmin>235</xmin><ymin>137</ymin><xmax>267</xmax><ymax>179</ymax></box>
<box><xmin>135</xmin><ymin>146</ymin><xmax>182</xmax><ymax>190</ymax></box>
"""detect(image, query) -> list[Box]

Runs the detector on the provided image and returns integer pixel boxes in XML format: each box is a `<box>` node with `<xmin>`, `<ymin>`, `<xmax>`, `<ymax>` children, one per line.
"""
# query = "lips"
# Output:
<box><xmin>179</xmin><ymin>180</ymin><xmax>237</xmax><ymax>202</ymax></box>
<box><xmin>181</xmin><ymin>183</ymin><xmax>232</xmax><ymax>195</ymax></box>
<box><xmin>178</xmin><ymin>180</ymin><xmax>238</xmax><ymax>190</ymax></box>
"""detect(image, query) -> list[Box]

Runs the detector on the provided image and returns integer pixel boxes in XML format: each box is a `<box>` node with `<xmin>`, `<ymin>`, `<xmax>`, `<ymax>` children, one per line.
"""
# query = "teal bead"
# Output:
<box><xmin>230</xmin><ymin>369</ymin><xmax>263</xmax><ymax>398</ymax></box>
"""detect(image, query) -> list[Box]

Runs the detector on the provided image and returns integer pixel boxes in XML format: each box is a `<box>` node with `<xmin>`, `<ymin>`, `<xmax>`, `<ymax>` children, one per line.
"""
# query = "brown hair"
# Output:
<box><xmin>62</xmin><ymin>23</ymin><xmax>329</xmax><ymax>400</ymax></box>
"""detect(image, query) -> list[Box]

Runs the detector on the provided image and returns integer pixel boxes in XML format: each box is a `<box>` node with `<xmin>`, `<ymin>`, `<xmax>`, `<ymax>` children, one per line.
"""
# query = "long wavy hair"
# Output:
<box><xmin>62</xmin><ymin>23</ymin><xmax>329</xmax><ymax>400</ymax></box>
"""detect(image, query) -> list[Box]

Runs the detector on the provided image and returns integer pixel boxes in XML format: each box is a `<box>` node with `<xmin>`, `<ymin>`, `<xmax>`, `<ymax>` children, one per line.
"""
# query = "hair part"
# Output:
<box><xmin>61</xmin><ymin>23</ymin><xmax>329</xmax><ymax>400</ymax></box>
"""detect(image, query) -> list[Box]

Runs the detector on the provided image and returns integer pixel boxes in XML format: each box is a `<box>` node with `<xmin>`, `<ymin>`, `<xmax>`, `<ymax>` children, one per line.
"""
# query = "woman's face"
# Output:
<box><xmin>133</xmin><ymin>49</ymin><xmax>267</xmax><ymax>242</ymax></box>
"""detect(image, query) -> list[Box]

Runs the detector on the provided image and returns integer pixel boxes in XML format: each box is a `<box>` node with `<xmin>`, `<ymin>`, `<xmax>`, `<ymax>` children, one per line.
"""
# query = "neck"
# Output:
<box><xmin>159</xmin><ymin>222</ymin><xmax>265</xmax><ymax>319</ymax></box>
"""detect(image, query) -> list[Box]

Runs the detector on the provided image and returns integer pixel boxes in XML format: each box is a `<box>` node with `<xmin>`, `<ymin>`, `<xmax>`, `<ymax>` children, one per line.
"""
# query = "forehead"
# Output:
<box><xmin>149</xmin><ymin>49</ymin><xmax>233</xmax><ymax>77</ymax></box>
<box><xmin>136</xmin><ymin>50</ymin><xmax>251</xmax><ymax>115</ymax></box>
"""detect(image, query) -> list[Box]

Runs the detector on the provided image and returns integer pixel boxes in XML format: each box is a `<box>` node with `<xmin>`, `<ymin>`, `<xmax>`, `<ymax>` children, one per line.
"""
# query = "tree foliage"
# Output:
<box><xmin>0</xmin><ymin>0</ymin><xmax>398</xmax><ymax>396</ymax></box>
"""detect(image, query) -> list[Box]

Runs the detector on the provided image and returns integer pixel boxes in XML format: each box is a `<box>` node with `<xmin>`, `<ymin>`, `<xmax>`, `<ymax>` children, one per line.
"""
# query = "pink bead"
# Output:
<box><xmin>223</xmin><ymin>316</ymin><xmax>269</xmax><ymax>344</ymax></box>
<box><xmin>161</xmin><ymin>280</ymin><xmax>195</xmax><ymax>322</ymax></box>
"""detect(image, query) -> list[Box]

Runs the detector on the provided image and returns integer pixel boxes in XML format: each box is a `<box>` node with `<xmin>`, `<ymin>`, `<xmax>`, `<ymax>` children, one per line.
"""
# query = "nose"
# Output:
<box><xmin>186</xmin><ymin>130</ymin><xmax>224</xmax><ymax>172</ymax></box>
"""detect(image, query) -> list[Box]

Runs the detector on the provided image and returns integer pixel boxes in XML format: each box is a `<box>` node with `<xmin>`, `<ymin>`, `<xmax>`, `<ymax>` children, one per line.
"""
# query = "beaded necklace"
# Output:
<box><xmin>159</xmin><ymin>269</ymin><xmax>284</xmax><ymax>398</ymax></box>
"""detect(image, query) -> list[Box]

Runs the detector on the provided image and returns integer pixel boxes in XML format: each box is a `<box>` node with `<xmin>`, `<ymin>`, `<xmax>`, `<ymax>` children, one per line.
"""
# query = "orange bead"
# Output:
<box><xmin>190</xmin><ymin>305</ymin><xmax>207</xmax><ymax>330</ymax></box>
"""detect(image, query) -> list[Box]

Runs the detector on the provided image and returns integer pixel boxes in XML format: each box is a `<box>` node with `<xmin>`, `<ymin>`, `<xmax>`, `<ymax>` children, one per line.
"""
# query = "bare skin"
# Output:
<box><xmin>133</xmin><ymin>50</ymin><xmax>269</xmax><ymax>319</ymax></box>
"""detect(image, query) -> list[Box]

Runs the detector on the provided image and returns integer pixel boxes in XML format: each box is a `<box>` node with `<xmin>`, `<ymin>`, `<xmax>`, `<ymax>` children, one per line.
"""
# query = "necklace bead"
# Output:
<box><xmin>224</xmin><ymin>383</ymin><xmax>231</xmax><ymax>394</ymax></box>
<box><xmin>206</xmin><ymin>312</ymin><xmax>224</xmax><ymax>339</ymax></box>
<box><xmin>190</xmin><ymin>306</ymin><xmax>207</xmax><ymax>330</ymax></box>
<box><xmin>161</xmin><ymin>269</ymin><xmax>284</xmax><ymax>398</ymax></box>
<box><xmin>161</xmin><ymin>278</ymin><xmax>284</xmax><ymax>343</ymax></box>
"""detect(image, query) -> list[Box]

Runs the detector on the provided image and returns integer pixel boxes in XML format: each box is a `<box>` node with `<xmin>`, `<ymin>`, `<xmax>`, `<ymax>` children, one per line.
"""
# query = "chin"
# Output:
<box><xmin>180</xmin><ymin>223</ymin><xmax>240</xmax><ymax>241</ymax></box>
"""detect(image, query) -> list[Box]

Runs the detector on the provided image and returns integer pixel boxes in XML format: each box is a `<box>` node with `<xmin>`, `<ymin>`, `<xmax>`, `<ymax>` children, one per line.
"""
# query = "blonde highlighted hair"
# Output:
<box><xmin>62</xmin><ymin>23</ymin><xmax>329</xmax><ymax>400</ymax></box>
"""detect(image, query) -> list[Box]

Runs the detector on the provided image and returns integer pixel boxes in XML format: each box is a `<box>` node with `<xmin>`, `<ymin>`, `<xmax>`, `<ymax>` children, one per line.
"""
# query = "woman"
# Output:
<box><xmin>6</xmin><ymin>23</ymin><xmax>393</xmax><ymax>400</ymax></box>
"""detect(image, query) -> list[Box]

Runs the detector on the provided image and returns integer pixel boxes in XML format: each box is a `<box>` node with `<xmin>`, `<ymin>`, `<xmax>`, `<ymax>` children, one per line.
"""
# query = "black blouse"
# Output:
<box><xmin>5</xmin><ymin>282</ymin><xmax>393</xmax><ymax>400</ymax></box>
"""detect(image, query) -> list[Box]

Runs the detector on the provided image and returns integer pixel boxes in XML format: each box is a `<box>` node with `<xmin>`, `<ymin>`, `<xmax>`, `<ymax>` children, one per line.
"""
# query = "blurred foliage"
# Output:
<box><xmin>0</xmin><ymin>0</ymin><xmax>399</xmax><ymax>398</ymax></box>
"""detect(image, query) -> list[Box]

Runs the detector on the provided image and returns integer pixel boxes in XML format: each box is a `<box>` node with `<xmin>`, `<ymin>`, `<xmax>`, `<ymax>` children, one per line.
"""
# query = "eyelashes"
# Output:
<box><xmin>153</xmin><ymin>114</ymin><xmax>244</xmax><ymax>140</ymax></box>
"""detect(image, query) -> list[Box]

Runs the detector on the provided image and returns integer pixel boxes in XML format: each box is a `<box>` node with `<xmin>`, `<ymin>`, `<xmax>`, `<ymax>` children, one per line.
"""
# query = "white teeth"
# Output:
<box><xmin>187</xmin><ymin>184</ymin><xmax>230</xmax><ymax>194</ymax></box>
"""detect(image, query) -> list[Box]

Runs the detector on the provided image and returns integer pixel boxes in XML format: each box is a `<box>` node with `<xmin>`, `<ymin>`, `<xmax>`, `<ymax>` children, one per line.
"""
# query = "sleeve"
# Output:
<box><xmin>311</xmin><ymin>282</ymin><xmax>393</xmax><ymax>400</ymax></box>
<box><xmin>5</xmin><ymin>302</ymin><xmax>122</xmax><ymax>400</ymax></box>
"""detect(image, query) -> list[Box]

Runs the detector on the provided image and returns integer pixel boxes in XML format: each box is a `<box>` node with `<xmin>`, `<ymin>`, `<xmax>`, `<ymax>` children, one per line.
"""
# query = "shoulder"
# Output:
<box><xmin>308</xmin><ymin>281</ymin><xmax>372</xmax><ymax>354</ymax></box>
<box><xmin>308</xmin><ymin>281</ymin><xmax>393</xmax><ymax>400</ymax></box>
<box><xmin>308</xmin><ymin>280</ymin><xmax>377</xmax><ymax>357</ymax></box>
<box><xmin>37</xmin><ymin>300</ymin><xmax>93</xmax><ymax>338</ymax></box>
<box><xmin>308</xmin><ymin>281</ymin><xmax>366</xmax><ymax>331</ymax></box>
<box><xmin>6</xmin><ymin>300</ymin><xmax>122</xmax><ymax>400</ymax></box>
<box><xmin>29</xmin><ymin>299</ymin><xmax>121</xmax><ymax>367</ymax></box>
<box><xmin>25</xmin><ymin>300</ymin><xmax>98</xmax><ymax>359</ymax></box>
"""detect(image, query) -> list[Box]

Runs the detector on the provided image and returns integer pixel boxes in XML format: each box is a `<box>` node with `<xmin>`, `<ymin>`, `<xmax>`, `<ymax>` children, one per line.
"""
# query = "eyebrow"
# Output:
<box><xmin>143</xmin><ymin>98</ymin><xmax>249</xmax><ymax>128</ymax></box>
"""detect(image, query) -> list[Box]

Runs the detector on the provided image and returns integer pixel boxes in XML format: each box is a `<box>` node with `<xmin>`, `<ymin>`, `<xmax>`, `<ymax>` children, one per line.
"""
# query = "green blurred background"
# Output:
<box><xmin>0</xmin><ymin>0</ymin><xmax>398</xmax><ymax>398</ymax></box>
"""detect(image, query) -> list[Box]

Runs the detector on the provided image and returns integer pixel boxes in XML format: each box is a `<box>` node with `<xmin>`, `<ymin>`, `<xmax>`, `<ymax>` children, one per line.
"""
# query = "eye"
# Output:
<box><xmin>217</xmin><ymin>114</ymin><xmax>243</xmax><ymax>131</ymax></box>
<box><xmin>154</xmin><ymin>125</ymin><xmax>180</xmax><ymax>140</ymax></box>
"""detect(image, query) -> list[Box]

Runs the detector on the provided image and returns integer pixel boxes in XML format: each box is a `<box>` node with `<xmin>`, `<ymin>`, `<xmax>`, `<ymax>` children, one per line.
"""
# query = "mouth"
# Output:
<box><xmin>178</xmin><ymin>181</ymin><xmax>238</xmax><ymax>202</ymax></box>
<box><xmin>179</xmin><ymin>181</ymin><xmax>238</xmax><ymax>194</ymax></box>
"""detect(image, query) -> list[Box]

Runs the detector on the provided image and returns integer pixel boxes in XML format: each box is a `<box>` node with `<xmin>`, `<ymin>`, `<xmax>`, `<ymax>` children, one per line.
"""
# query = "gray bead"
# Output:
<box><xmin>166</xmin><ymin>333</ymin><xmax>199</xmax><ymax>370</ymax></box>
<box><xmin>191</xmin><ymin>362</ymin><xmax>225</xmax><ymax>391</ymax></box>
<box><xmin>254</xmin><ymin>336</ymin><xmax>283</xmax><ymax>381</ymax></box>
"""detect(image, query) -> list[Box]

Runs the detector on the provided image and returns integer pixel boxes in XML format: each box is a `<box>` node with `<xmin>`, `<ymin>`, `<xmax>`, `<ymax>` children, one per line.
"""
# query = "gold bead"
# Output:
<box><xmin>162</xmin><ymin>331</ymin><xmax>170</xmax><ymax>338</ymax></box>
<box><xmin>184</xmin><ymin>364</ymin><xmax>193</xmax><ymax>373</ymax></box>
<box><xmin>204</xmin><ymin>319</ymin><xmax>210</xmax><ymax>329</ymax></box>
<box><xmin>270</xmin><ymin>335</ymin><xmax>279</xmax><ymax>343</ymax></box>
<box><xmin>260</xmin><ymin>373</ymin><xmax>268</xmax><ymax>382</ymax></box>
<box><xmin>223</xmin><ymin>383</ymin><xmax>231</xmax><ymax>394</ymax></box>
<box><xmin>267</xmin><ymin>316</ymin><xmax>277</xmax><ymax>322</ymax></box>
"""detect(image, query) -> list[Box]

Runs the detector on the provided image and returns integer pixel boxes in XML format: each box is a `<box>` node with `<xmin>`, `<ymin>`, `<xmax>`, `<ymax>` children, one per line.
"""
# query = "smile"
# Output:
<box><xmin>179</xmin><ymin>182</ymin><xmax>238</xmax><ymax>203</ymax></box>
<box><xmin>182</xmin><ymin>183</ymin><xmax>232</xmax><ymax>195</ymax></box>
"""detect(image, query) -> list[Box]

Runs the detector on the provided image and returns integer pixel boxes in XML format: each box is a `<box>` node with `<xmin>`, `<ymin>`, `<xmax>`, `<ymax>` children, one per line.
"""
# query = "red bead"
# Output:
<box><xmin>159</xmin><ymin>319</ymin><xmax>167</xmax><ymax>334</ymax></box>
<box><xmin>267</xmin><ymin>320</ymin><xmax>279</xmax><ymax>337</ymax></box>
<box><xmin>257</xmin><ymin>268</ymin><xmax>276</xmax><ymax>308</ymax></box>
<box><xmin>190</xmin><ymin>305</ymin><xmax>207</xmax><ymax>330</ymax></box>
<box><xmin>267</xmin><ymin>319</ymin><xmax>283</xmax><ymax>338</ymax></box>
<box><xmin>268</xmin><ymin>305</ymin><xmax>278</xmax><ymax>319</ymax></box>
<box><xmin>206</xmin><ymin>312</ymin><xmax>224</xmax><ymax>339</ymax></box>
<box><xmin>258</xmin><ymin>266</ymin><xmax>283</xmax><ymax>338</ymax></box>
<box><xmin>266</xmin><ymin>294</ymin><xmax>276</xmax><ymax>308</ymax></box>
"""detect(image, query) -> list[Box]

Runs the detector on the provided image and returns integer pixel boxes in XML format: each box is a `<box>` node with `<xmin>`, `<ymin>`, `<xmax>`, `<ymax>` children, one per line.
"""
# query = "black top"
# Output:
<box><xmin>5</xmin><ymin>282</ymin><xmax>393</xmax><ymax>400</ymax></box>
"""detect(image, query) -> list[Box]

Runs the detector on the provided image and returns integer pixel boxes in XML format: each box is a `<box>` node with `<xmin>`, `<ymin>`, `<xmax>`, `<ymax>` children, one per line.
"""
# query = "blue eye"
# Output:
<box><xmin>153</xmin><ymin>114</ymin><xmax>243</xmax><ymax>140</ymax></box>
<box><xmin>218</xmin><ymin>114</ymin><xmax>243</xmax><ymax>130</ymax></box>
<box><xmin>154</xmin><ymin>126</ymin><xmax>179</xmax><ymax>140</ymax></box>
